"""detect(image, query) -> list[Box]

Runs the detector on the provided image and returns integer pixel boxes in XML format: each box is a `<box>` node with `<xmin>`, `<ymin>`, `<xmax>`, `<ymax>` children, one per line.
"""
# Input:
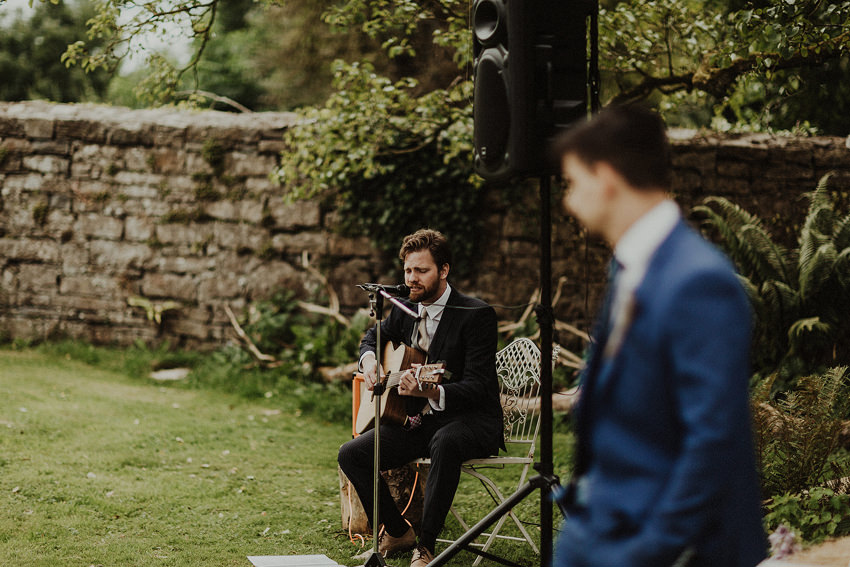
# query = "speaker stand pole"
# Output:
<box><xmin>427</xmin><ymin>174</ymin><xmax>564</xmax><ymax>567</ymax></box>
<box><xmin>536</xmin><ymin>173</ymin><xmax>556</xmax><ymax>567</ymax></box>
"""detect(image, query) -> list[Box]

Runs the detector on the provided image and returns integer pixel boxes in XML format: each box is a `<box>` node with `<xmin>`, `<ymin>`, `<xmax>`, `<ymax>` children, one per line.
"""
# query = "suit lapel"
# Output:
<box><xmin>573</xmin><ymin>266</ymin><xmax>619</xmax><ymax>475</ymax></box>
<box><xmin>578</xmin><ymin>258</ymin><xmax>621</xmax><ymax>401</ymax></box>
<box><xmin>396</xmin><ymin>299</ymin><xmax>420</xmax><ymax>348</ymax></box>
<box><xmin>592</xmin><ymin>220</ymin><xmax>685</xmax><ymax>400</ymax></box>
<box><xmin>425</xmin><ymin>289</ymin><xmax>458</xmax><ymax>363</ymax></box>
<box><xmin>576</xmin><ymin>221</ymin><xmax>686</xmax><ymax>474</ymax></box>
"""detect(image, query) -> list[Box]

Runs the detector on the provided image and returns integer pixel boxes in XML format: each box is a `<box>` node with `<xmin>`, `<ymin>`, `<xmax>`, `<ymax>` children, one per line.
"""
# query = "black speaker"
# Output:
<box><xmin>473</xmin><ymin>0</ymin><xmax>594</xmax><ymax>181</ymax></box>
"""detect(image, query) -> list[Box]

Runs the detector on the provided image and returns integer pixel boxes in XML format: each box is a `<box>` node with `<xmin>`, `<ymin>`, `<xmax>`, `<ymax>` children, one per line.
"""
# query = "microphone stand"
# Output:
<box><xmin>360</xmin><ymin>288</ymin><xmax>418</xmax><ymax>567</ymax></box>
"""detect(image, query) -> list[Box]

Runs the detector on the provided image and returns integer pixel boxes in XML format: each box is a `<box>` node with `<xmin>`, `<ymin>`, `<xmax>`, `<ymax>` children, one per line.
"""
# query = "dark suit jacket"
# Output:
<box><xmin>557</xmin><ymin>220</ymin><xmax>767</xmax><ymax>567</ymax></box>
<box><xmin>360</xmin><ymin>287</ymin><xmax>505</xmax><ymax>455</ymax></box>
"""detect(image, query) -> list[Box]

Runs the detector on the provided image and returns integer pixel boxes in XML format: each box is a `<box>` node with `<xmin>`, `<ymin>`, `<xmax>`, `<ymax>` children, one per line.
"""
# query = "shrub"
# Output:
<box><xmin>752</xmin><ymin>366</ymin><xmax>850</xmax><ymax>497</ymax></box>
<box><xmin>764</xmin><ymin>487</ymin><xmax>850</xmax><ymax>544</ymax></box>
<box><xmin>693</xmin><ymin>174</ymin><xmax>850</xmax><ymax>391</ymax></box>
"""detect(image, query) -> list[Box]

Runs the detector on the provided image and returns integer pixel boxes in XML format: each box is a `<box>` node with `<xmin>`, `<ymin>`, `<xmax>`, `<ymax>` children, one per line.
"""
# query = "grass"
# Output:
<box><xmin>0</xmin><ymin>345</ymin><xmax>576</xmax><ymax>567</ymax></box>
<box><xmin>1</xmin><ymin>348</ymin><xmax>349</xmax><ymax>566</ymax></box>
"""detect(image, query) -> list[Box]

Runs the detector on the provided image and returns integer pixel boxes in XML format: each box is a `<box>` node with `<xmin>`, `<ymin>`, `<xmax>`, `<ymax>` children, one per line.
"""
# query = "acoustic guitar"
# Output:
<box><xmin>354</xmin><ymin>342</ymin><xmax>449</xmax><ymax>434</ymax></box>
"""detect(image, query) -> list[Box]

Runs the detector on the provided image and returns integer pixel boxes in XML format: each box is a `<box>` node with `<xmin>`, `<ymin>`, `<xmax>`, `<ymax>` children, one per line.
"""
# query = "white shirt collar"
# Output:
<box><xmin>613</xmin><ymin>199</ymin><xmax>680</xmax><ymax>291</ymax></box>
<box><xmin>419</xmin><ymin>283</ymin><xmax>451</xmax><ymax>322</ymax></box>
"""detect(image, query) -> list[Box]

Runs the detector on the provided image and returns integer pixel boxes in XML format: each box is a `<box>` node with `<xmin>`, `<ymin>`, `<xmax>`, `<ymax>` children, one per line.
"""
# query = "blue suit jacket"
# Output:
<box><xmin>556</xmin><ymin>221</ymin><xmax>767</xmax><ymax>567</ymax></box>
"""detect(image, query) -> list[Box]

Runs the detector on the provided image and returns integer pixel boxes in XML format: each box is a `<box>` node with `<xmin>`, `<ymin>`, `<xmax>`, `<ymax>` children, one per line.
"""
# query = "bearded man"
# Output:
<box><xmin>338</xmin><ymin>228</ymin><xmax>503</xmax><ymax>567</ymax></box>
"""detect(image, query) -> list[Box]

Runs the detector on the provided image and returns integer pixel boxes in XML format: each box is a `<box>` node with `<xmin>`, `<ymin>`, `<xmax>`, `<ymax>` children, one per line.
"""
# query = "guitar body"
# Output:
<box><xmin>355</xmin><ymin>342</ymin><xmax>443</xmax><ymax>435</ymax></box>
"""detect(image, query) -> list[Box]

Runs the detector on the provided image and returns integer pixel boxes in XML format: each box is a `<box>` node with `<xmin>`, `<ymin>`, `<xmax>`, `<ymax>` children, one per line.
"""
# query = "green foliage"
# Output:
<box><xmin>239</xmin><ymin>291</ymin><xmax>303</xmax><ymax>356</ymax></box>
<box><xmin>275</xmin><ymin>60</ymin><xmax>483</xmax><ymax>273</ymax></box>
<box><xmin>693</xmin><ymin>175</ymin><xmax>850</xmax><ymax>386</ymax></box>
<box><xmin>36</xmin><ymin>337</ymin><xmax>105</xmax><ymax>366</ymax></box>
<box><xmin>239</xmin><ymin>291</ymin><xmax>369</xmax><ymax>370</ymax></box>
<box><xmin>31</xmin><ymin>200</ymin><xmax>49</xmax><ymax>226</ymax></box>
<box><xmin>323</xmin><ymin>0</ymin><xmax>472</xmax><ymax>68</ymax></box>
<box><xmin>177</xmin><ymin>0</ymin><xmax>265</xmax><ymax>110</ymax></box>
<box><xmin>193</xmin><ymin>180</ymin><xmax>223</xmax><ymax>202</ymax></box>
<box><xmin>289</xmin><ymin>381</ymin><xmax>352</xmax><ymax>425</ymax></box>
<box><xmin>176</xmin><ymin>291</ymin><xmax>369</xmax><ymax>420</ymax></box>
<box><xmin>60</xmin><ymin>0</ymin><xmax>218</xmax><ymax>106</ymax></box>
<box><xmin>127</xmin><ymin>295</ymin><xmax>181</xmax><ymax>326</ymax></box>
<box><xmin>180</xmin><ymin>0</ymin><xmax>429</xmax><ymax>112</ymax></box>
<box><xmin>697</xmin><ymin>186</ymin><xmax>850</xmax><ymax>547</ymax></box>
<box><xmin>290</xmin><ymin>310</ymin><xmax>369</xmax><ymax>372</ymax></box>
<box><xmin>752</xmin><ymin>367</ymin><xmax>850</xmax><ymax>498</ymax></box>
<box><xmin>201</xmin><ymin>138</ymin><xmax>227</xmax><ymax>176</ymax></box>
<box><xmin>275</xmin><ymin>59</ymin><xmax>474</xmax><ymax>193</ymax></box>
<box><xmin>765</xmin><ymin>487</ymin><xmax>850</xmax><ymax>544</ymax></box>
<box><xmin>600</xmin><ymin>0</ymin><xmax>850</xmax><ymax>133</ymax></box>
<box><xmin>160</xmin><ymin>207</ymin><xmax>214</xmax><ymax>224</ymax></box>
<box><xmin>186</xmin><ymin>344</ymin><xmax>305</xmax><ymax>396</ymax></box>
<box><xmin>0</xmin><ymin>0</ymin><xmax>110</xmax><ymax>102</ymax></box>
<box><xmin>7</xmin><ymin>0</ymin><xmax>847</xmax><ymax>134</ymax></box>
<box><xmin>29</xmin><ymin>338</ymin><xmax>200</xmax><ymax>381</ymax></box>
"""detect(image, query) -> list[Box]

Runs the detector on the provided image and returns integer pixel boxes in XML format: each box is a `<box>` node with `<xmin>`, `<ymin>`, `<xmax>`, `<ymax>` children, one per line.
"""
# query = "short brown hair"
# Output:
<box><xmin>399</xmin><ymin>229</ymin><xmax>452</xmax><ymax>269</ymax></box>
<box><xmin>550</xmin><ymin>104</ymin><xmax>671</xmax><ymax>190</ymax></box>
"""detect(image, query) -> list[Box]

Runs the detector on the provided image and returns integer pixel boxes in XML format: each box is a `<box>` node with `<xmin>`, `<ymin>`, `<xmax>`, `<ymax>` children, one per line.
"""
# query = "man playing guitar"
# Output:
<box><xmin>338</xmin><ymin>229</ymin><xmax>504</xmax><ymax>567</ymax></box>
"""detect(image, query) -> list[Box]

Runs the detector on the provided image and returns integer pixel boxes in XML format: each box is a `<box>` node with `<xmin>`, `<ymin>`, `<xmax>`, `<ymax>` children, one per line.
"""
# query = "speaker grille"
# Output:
<box><xmin>473</xmin><ymin>48</ymin><xmax>510</xmax><ymax>172</ymax></box>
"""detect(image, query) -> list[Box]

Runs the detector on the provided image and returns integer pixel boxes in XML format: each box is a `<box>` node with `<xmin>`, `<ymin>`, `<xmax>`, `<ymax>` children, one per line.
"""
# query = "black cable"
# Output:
<box><xmin>418</xmin><ymin>302</ymin><xmax>540</xmax><ymax>311</ymax></box>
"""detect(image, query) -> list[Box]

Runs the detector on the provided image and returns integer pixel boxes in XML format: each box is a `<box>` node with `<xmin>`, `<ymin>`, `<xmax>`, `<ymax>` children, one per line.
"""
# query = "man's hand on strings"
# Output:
<box><xmin>398</xmin><ymin>364</ymin><xmax>439</xmax><ymax>400</ymax></box>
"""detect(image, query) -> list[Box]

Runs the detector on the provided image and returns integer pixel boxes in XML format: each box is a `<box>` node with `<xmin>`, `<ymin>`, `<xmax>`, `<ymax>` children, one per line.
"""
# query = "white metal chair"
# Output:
<box><xmin>414</xmin><ymin>337</ymin><xmax>544</xmax><ymax>564</ymax></box>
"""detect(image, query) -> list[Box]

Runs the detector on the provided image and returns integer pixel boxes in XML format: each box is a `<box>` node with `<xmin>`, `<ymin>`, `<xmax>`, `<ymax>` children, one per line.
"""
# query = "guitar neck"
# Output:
<box><xmin>382</xmin><ymin>365</ymin><xmax>445</xmax><ymax>390</ymax></box>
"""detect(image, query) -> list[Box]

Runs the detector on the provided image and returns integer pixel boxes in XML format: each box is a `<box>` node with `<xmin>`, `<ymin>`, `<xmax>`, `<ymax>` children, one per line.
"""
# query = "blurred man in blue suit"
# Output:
<box><xmin>551</xmin><ymin>105</ymin><xmax>767</xmax><ymax>567</ymax></box>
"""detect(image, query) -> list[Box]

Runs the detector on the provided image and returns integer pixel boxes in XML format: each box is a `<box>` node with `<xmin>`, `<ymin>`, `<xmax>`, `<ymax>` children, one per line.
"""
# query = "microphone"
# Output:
<box><xmin>357</xmin><ymin>283</ymin><xmax>411</xmax><ymax>298</ymax></box>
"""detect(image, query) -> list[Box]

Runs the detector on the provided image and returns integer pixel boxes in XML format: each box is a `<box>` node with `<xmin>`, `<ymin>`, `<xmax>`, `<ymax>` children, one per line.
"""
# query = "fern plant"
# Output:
<box><xmin>752</xmin><ymin>367</ymin><xmax>850</xmax><ymax>497</ymax></box>
<box><xmin>693</xmin><ymin>174</ymin><xmax>850</xmax><ymax>388</ymax></box>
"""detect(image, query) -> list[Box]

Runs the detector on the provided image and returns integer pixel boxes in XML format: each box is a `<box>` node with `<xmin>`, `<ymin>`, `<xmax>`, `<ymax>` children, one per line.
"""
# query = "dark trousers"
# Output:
<box><xmin>338</xmin><ymin>415</ymin><xmax>491</xmax><ymax>552</ymax></box>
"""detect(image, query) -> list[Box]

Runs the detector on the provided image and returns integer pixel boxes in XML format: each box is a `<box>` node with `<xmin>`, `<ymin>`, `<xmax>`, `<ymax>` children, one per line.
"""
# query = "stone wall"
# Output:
<box><xmin>2</xmin><ymin>101</ymin><xmax>850</xmax><ymax>349</ymax></box>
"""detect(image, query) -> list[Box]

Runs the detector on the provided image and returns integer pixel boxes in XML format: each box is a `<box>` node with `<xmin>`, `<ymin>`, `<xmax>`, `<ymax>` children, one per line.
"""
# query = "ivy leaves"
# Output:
<box><xmin>275</xmin><ymin>57</ymin><xmax>482</xmax><ymax>274</ymax></box>
<box><xmin>275</xmin><ymin>61</ymin><xmax>473</xmax><ymax>197</ymax></box>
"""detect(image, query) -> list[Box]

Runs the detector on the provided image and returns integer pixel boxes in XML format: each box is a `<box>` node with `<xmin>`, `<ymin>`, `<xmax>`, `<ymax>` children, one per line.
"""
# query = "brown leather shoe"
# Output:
<box><xmin>410</xmin><ymin>545</ymin><xmax>434</xmax><ymax>567</ymax></box>
<box><xmin>378</xmin><ymin>525</ymin><xmax>417</xmax><ymax>557</ymax></box>
<box><xmin>351</xmin><ymin>525</ymin><xmax>416</xmax><ymax>561</ymax></box>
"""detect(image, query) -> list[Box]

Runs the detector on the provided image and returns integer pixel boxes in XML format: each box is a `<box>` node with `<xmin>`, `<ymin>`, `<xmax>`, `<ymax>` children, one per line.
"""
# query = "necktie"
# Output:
<box><xmin>598</xmin><ymin>258</ymin><xmax>622</xmax><ymax>338</ymax></box>
<box><xmin>417</xmin><ymin>311</ymin><xmax>431</xmax><ymax>352</ymax></box>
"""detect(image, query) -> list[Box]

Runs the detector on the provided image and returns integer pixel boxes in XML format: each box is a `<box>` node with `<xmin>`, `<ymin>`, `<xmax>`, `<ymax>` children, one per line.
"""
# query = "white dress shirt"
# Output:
<box><xmin>605</xmin><ymin>200</ymin><xmax>680</xmax><ymax>356</ymax></box>
<box><xmin>418</xmin><ymin>284</ymin><xmax>451</xmax><ymax>411</ymax></box>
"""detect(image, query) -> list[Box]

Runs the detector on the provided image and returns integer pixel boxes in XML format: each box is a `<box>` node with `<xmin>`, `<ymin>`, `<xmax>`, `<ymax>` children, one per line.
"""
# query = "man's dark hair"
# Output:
<box><xmin>550</xmin><ymin>104</ymin><xmax>671</xmax><ymax>190</ymax></box>
<box><xmin>399</xmin><ymin>229</ymin><xmax>452</xmax><ymax>269</ymax></box>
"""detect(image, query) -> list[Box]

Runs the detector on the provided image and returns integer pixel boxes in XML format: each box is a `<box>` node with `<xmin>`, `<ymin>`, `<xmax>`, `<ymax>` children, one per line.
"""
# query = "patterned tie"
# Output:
<box><xmin>406</xmin><ymin>312</ymin><xmax>431</xmax><ymax>431</ymax></box>
<box><xmin>600</xmin><ymin>258</ymin><xmax>623</xmax><ymax>338</ymax></box>
<box><xmin>417</xmin><ymin>311</ymin><xmax>430</xmax><ymax>352</ymax></box>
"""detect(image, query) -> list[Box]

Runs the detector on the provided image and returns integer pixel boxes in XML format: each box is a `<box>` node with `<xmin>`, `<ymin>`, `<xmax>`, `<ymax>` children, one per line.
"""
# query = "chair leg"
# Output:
<box><xmin>462</xmin><ymin>466</ymin><xmax>540</xmax><ymax>564</ymax></box>
<box><xmin>449</xmin><ymin>505</ymin><xmax>470</xmax><ymax>532</ymax></box>
<box><xmin>435</xmin><ymin>505</ymin><xmax>476</xmax><ymax>547</ymax></box>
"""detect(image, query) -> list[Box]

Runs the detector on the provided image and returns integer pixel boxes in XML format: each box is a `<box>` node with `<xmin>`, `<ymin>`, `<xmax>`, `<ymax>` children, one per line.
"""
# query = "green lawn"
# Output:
<box><xmin>1</xmin><ymin>348</ymin><xmax>571</xmax><ymax>566</ymax></box>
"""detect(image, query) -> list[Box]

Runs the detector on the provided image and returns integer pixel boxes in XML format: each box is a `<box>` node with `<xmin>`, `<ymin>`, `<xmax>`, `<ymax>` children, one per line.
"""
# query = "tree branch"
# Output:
<box><xmin>610</xmin><ymin>32</ymin><xmax>850</xmax><ymax>104</ymax></box>
<box><xmin>609</xmin><ymin>73</ymin><xmax>694</xmax><ymax>105</ymax></box>
<box><xmin>176</xmin><ymin>89</ymin><xmax>253</xmax><ymax>113</ymax></box>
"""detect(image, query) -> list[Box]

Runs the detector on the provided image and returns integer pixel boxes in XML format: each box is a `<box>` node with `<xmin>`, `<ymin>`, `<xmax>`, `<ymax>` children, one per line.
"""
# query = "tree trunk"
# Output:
<box><xmin>338</xmin><ymin>463</ymin><xmax>425</xmax><ymax>536</ymax></box>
